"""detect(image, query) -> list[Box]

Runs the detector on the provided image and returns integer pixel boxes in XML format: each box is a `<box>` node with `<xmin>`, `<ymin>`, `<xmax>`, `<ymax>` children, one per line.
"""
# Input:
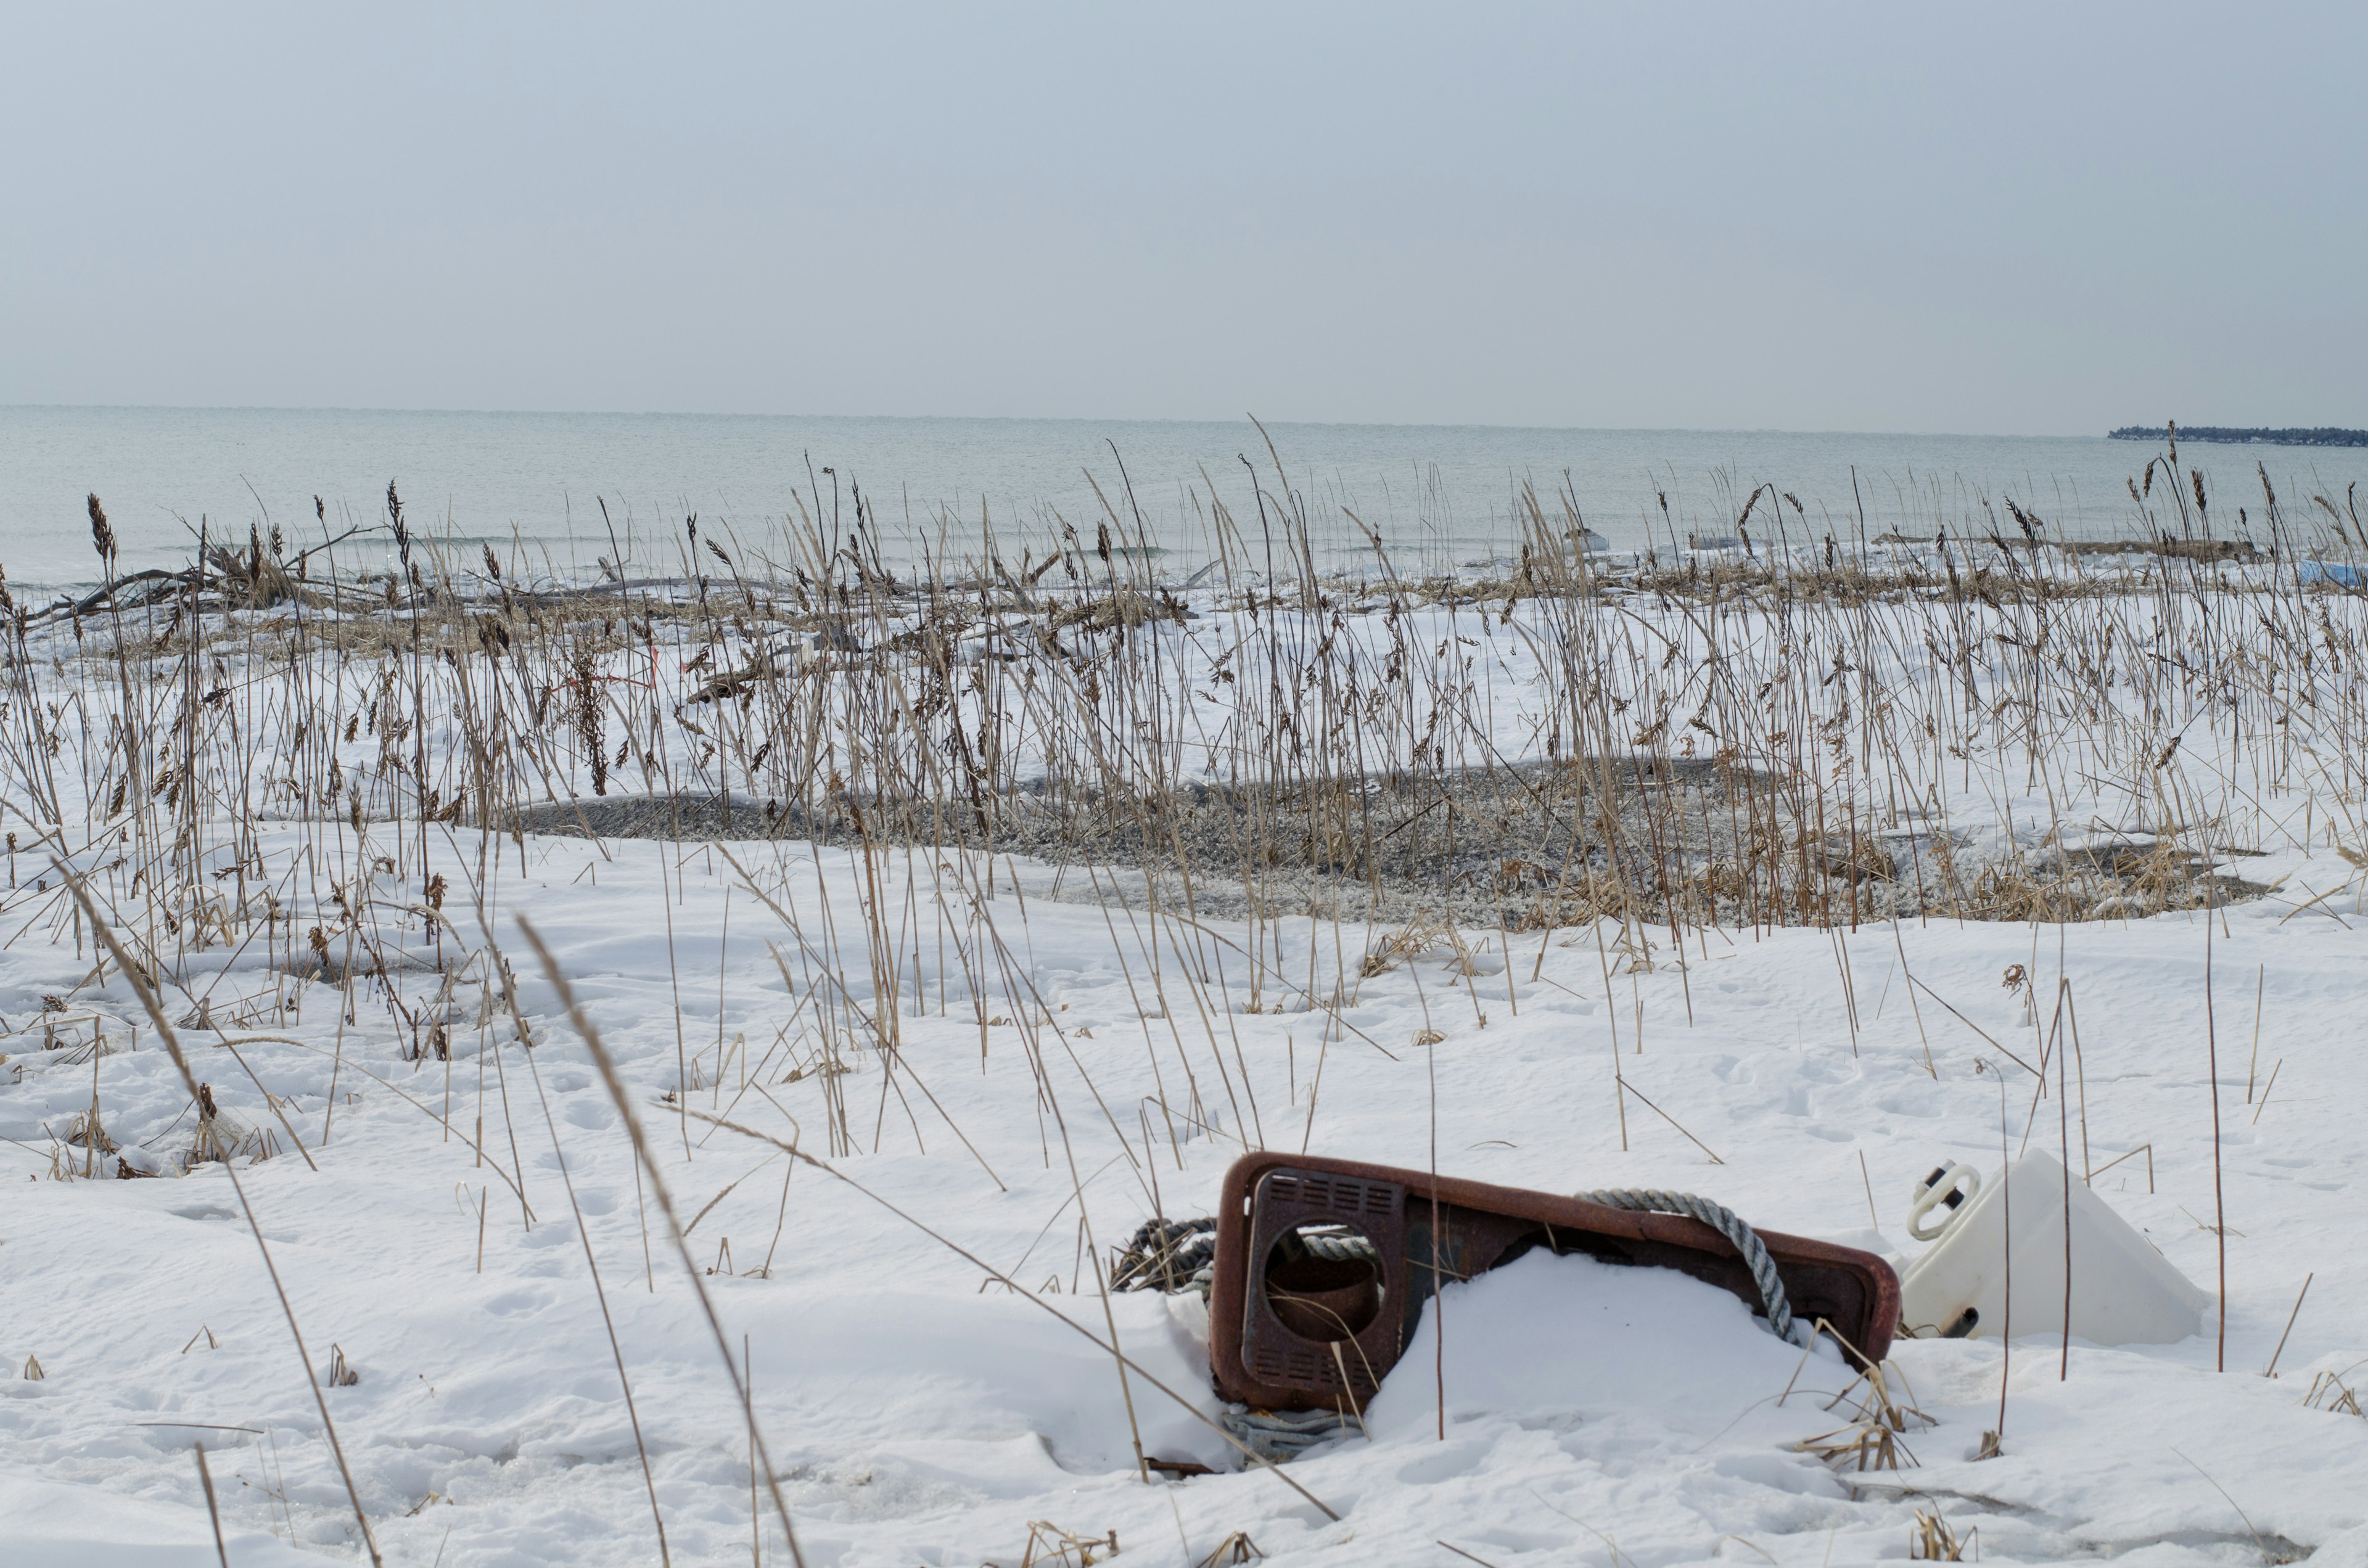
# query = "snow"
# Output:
<box><xmin>4</xmin><ymin>559</ymin><xmax>2367</xmax><ymax>1564</ymax></box>
<box><xmin>0</xmin><ymin>1474</ymin><xmax>321</xmax><ymax>1567</ymax></box>
<box><xmin>1363</xmin><ymin>1249</ymin><xmax>1838</xmax><ymax>1437</ymax></box>
<box><xmin>3</xmin><ymin>821</ymin><xmax>2364</xmax><ymax>1566</ymax></box>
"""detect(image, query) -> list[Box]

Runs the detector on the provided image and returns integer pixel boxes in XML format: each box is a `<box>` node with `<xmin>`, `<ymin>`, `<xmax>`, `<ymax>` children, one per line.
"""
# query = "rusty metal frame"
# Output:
<box><xmin>1208</xmin><ymin>1152</ymin><xmax>1900</xmax><ymax>1412</ymax></box>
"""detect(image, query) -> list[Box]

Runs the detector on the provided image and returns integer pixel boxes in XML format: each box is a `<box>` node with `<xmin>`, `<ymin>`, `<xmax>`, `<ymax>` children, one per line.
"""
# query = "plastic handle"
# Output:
<box><xmin>1906</xmin><ymin>1162</ymin><xmax>1981</xmax><ymax>1242</ymax></box>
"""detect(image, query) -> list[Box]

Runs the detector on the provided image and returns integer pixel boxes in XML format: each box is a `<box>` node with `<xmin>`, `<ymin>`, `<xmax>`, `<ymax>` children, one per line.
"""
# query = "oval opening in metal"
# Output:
<box><xmin>1262</xmin><ymin>1226</ymin><xmax>1383</xmax><ymax>1342</ymax></box>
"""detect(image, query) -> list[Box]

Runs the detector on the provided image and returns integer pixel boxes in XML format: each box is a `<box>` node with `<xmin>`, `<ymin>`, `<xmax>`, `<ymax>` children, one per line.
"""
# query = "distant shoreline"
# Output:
<box><xmin>2109</xmin><ymin>424</ymin><xmax>2368</xmax><ymax>448</ymax></box>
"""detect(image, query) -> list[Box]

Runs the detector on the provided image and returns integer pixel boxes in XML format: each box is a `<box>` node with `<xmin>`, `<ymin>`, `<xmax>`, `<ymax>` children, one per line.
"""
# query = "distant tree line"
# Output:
<box><xmin>2109</xmin><ymin>425</ymin><xmax>2368</xmax><ymax>448</ymax></box>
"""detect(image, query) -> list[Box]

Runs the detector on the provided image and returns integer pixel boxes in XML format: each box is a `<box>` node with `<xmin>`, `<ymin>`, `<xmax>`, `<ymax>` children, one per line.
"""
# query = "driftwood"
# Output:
<box><xmin>26</xmin><ymin>528</ymin><xmax>379</xmax><ymax>625</ymax></box>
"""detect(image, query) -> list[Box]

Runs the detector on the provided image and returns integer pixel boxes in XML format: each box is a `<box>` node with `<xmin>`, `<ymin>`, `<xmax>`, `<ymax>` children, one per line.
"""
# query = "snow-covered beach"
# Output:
<box><xmin>5</xmin><ymin>487</ymin><xmax>2366</xmax><ymax>1566</ymax></box>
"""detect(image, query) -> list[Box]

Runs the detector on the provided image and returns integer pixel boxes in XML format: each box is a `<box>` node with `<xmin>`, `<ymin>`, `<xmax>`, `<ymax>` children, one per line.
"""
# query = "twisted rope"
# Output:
<box><xmin>1576</xmin><ymin>1188</ymin><xmax>1812</xmax><ymax>1346</ymax></box>
<box><xmin>1109</xmin><ymin>1216</ymin><xmax>1217</xmax><ymax>1294</ymax></box>
<box><xmin>1113</xmin><ymin>1217</ymin><xmax>1379</xmax><ymax>1298</ymax></box>
<box><xmin>1297</xmin><ymin>1230</ymin><xmax>1376</xmax><ymax>1263</ymax></box>
<box><xmin>1217</xmin><ymin>1404</ymin><xmax>1350</xmax><ymax>1461</ymax></box>
<box><xmin>1115</xmin><ymin>1191</ymin><xmax>1809</xmax><ymax>1349</ymax></box>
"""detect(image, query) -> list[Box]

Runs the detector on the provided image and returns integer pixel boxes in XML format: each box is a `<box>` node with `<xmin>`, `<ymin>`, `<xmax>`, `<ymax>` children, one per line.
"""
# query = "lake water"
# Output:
<box><xmin>7</xmin><ymin>405</ymin><xmax>2367</xmax><ymax>591</ymax></box>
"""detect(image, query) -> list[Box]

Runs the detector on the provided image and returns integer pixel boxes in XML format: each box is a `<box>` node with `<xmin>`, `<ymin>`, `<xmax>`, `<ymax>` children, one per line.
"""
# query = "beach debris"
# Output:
<box><xmin>1906</xmin><ymin>1160</ymin><xmax>1982</xmax><ymax>1242</ymax></box>
<box><xmin>1897</xmin><ymin>1151</ymin><xmax>2210</xmax><ymax>1345</ymax></box>
<box><xmin>1201</xmin><ymin>1152</ymin><xmax>1898</xmax><ymax>1413</ymax></box>
<box><xmin>1110</xmin><ymin>1216</ymin><xmax>1219</xmax><ymax>1295</ymax></box>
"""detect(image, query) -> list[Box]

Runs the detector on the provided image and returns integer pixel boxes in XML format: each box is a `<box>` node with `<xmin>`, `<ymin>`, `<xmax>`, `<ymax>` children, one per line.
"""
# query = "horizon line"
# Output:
<box><xmin>1</xmin><ymin>401</ymin><xmax>2120</xmax><ymax>444</ymax></box>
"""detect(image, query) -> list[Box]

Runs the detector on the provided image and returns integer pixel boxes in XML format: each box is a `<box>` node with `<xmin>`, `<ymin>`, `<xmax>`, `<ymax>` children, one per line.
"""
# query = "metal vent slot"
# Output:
<box><xmin>1236</xmin><ymin>1165</ymin><xmax>1406</xmax><ymax>1403</ymax></box>
<box><xmin>1270</xmin><ymin>1172</ymin><xmax>1392</xmax><ymax>1217</ymax></box>
<box><xmin>1251</xmin><ymin>1348</ymin><xmax>1345</xmax><ymax>1387</ymax></box>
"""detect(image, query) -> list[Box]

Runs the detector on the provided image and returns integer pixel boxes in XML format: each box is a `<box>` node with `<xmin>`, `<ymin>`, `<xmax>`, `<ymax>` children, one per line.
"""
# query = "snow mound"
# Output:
<box><xmin>0</xmin><ymin>1475</ymin><xmax>323</xmax><ymax>1568</ymax></box>
<box><xmin>1365</xmin><ymin>1248</ymin><xmax>1835</xmax><ymax>1437</ymax></box>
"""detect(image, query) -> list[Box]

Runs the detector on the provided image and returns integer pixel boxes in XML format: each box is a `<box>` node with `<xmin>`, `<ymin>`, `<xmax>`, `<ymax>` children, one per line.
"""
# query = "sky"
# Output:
<box><xmin>4</xmin><ymin>2</ymin><xmax>2364</xmax><ymax>434</ymax></box>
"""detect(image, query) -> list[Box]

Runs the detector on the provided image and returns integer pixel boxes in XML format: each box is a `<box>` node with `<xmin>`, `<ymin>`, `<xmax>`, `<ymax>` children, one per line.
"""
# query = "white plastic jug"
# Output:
<box><xmin>1896</xmin><ymin>1151</ymin><xmax>2210</xmax><ymax>1345</ymax></box>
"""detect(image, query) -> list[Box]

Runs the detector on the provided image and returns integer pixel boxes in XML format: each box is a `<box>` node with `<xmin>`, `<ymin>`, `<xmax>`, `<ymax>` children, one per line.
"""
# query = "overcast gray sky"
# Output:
<box><xmin>5</xmin><ymin>2</ymin><xmax>2362</xmax><ymax>433</ymax></box>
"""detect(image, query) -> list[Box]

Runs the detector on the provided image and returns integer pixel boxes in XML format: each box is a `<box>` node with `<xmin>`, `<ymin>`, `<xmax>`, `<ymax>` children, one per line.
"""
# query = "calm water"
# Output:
<box><xmin>7</xmin><ymin>406</ymin><xmax>2367</xmax><ymax>591</ymax></box>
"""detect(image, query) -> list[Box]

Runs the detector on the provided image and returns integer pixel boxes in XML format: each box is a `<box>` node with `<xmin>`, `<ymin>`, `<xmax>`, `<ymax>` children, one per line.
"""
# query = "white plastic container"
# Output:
<box><xmin>1896</xmin><ymin>1151</ymin><xmax>2210</xmax><ymax>1345</ymax></box>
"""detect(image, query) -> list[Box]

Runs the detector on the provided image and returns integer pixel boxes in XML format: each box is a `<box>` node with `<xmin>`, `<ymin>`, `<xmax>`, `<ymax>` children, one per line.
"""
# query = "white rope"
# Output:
<box><xmin>1115</xmin><ymin>1195</ymin><xmax>1809</xmax><ymax>1347</ymax></box>
<box><xmin>1124</xmin><ymin>1186</ymin><xmax>1812</xmax><ymax>1476</ymax></box>
<box><xmin>1576</xmin><ymin>1188</ymin><xmax>1812</xmax><ymax>1346</ymax></box>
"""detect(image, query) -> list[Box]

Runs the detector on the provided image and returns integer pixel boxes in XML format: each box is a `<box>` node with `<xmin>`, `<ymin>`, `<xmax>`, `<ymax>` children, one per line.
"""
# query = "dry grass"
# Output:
<box><xmin>1909</xmin><ymin>1509</ymin><xmax>1974</xmax><ymax>1561</ymax></box>
<box><xmin>4</xmin><ymin>437</ymin><xmax>2364</xmax><ymax>1553</ymax></box>
<box><xmin>1788</xmin><ymin>1351</ymin><xmax>1933</xmax><ymax>1475</ymax></box>
<box><xmin>4</xmin><ymin>446</ymin><xmax>2356</xmax><ymax>1184</ymax></box>
<box><xmin>1003</xmin><ymin>1521</ymin><xmax>1122</xmax><ymax>1567</ymax></box>
<box><xmin>2304</xmin><ymin>1369</ymin><xmax>2364</xmax><ymax>1416</ymax></box>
